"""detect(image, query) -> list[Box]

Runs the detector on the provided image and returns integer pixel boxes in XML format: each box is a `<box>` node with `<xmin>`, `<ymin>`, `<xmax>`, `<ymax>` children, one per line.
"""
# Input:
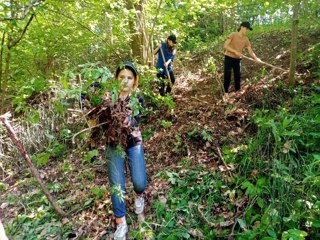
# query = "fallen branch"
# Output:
<box><xmin>0</xmin><ymin>112</ymin><xmax>66</xmax><ymax>217</ymax></box>
<box><xmin>196</xmin><ymin>204</ymin><xmax>217</xmax><ymax>228</ymax></box>
<box><xmin>72</xmin><ymin>121</ymin><xmax>109</xmax><ymax>144</ymax></box>
<box><xmin>191</xmin><ymin>96</ymin><xmax>209</xmax><ymax>104</ymax></box>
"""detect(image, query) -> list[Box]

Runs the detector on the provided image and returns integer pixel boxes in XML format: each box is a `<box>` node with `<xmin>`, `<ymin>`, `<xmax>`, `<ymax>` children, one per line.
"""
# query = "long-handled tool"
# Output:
<box><xmin>241</xmin><ymin>55</ymin><xmax>288</xmax><ymax>72</ymax></box>
<box><xmin>220</xmin><ymin>52</ymin><xmax>288</xmax><ymax>72</ymax></box>
<box><xmin>158</xmin><ymin>41</ymin><xmax>172</xmax><ymax>87</ymax></box>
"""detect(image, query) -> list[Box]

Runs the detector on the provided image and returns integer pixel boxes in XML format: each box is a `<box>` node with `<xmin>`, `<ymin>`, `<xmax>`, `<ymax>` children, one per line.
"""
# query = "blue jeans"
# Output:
<box><xmin>106</xmin><ymin>144</ymin><xmax>147</xmax><ymax>218</ymax></box>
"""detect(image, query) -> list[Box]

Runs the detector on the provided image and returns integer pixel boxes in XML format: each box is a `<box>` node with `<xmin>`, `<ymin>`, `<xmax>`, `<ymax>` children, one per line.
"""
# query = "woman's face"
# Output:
<box><xmin>117</xmin><ymin>68</ymin><xmax>136</xmax><ymax>92</ymax></box>
<box><xmin>168</xmin><ymin>39</ymin><xmax>175</xmax><ymax>47</ymax></box>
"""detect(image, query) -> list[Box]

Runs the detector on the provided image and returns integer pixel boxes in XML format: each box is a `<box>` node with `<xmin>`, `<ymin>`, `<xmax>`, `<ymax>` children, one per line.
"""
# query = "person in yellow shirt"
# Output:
<box><xmin>223</xmin><ymin>21</ymin><xmax>262</xmax><ymax>93</ymax></box>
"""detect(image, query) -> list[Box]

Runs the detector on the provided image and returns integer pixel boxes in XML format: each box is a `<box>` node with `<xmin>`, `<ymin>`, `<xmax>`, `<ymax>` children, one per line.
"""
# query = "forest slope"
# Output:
<box><xmin>1</xmin><ymin>28</ymin><xmax>319</xmax><ymax>239</ymax></box>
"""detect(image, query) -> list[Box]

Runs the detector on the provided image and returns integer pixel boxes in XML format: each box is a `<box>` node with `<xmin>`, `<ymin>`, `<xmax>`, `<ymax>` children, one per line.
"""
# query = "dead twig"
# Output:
<box><xmin>216</xmin><ymin>147</ymin><xmax>233</xmax><ymax>178</ymax></box>
<box><xmin>72</xmin><ymin>121</ymin><xmax>109</xmax><ymax>144</ymax></box>
<box><xmin>196</xmin><ymin>205</ymin><xmax>217</xmax><ymax>228</ymax></box>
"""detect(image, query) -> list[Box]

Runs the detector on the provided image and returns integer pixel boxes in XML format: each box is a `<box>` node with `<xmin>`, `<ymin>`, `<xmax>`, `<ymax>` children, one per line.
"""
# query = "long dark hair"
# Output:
<box><xmin>166</xmin><ymin>39</ymin><xmax>175</xmax><ymax>53</ymax></box>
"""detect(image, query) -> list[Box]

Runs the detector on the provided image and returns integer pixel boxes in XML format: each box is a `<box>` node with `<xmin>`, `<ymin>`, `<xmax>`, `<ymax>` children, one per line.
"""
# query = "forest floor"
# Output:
<box><xmin>1</xmin><ymin>29</ymin><xmax>319</xmax><ymax>239</ymax></box>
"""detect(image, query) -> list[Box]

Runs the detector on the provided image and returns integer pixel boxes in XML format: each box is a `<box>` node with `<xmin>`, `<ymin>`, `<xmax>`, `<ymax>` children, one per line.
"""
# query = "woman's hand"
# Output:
<box><xmin>123</xmin><ymin>110</ymin><xmax>132</xmax><ymax>128</ymax></box>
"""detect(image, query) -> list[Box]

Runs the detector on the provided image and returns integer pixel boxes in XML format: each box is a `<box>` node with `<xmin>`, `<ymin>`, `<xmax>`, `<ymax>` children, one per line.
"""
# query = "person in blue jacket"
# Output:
<box><xmin>153</xmin><ymin>35</ymin><xmax>177</xmax><ymax>96</ymax></box>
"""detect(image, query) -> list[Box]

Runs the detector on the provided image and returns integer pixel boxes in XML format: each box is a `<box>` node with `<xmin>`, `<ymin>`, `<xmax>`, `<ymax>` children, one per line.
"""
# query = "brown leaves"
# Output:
<box><xmin>84</xmin><ymin>95</ymin><xmax>132</xmax><ymax>149</ymax></box>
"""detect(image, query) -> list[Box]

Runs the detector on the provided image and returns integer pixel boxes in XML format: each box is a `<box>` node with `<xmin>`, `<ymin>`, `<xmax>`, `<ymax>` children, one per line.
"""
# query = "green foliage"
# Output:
<box><xmin>6</xmin><ymin>212</ymin><xmax>73</xmax><ymax>240</ymax></box>
<box><xmin>201</xmin><ymin>126</ymin><xmax>214</xmax><ymax>142</ymax></box>
<box><xmin>110</xmin><ymin>184</ymin><xmax>125</xmax><ymax>203</ymax></box>
<box><xmin>235</xmin><ymin>86</ymin><xmax>320</xmax><ymax>238</ymax></box>
<box><xmin>12</xmin><ymin>78</ymin><xmax>48</xmax><ymax>113</ymax></box>
<box><xmin>77</xmin><ymin>169</ymin><xmax>94</xmax><ymax>180</ymax></box>
<box><xmin>306</xmin><ymin>43</ymin><xmax>320</xmax><ymax>79</ymax></box>
<box><xmin>31</xmin><ymin>152</ymin><xmax>50</xmax><ymax>167</ymax></box>
<box><xmin>115</xmin><ymin>144</ymin><xmax>126</xmax><ymax>159</ymax></box>
<box><xmin>142</xmin><ymin>127</ymin><xmax>155</xmax><ymax>141</ymax></box>
<box><xmin>187</xmin><ymin>125</ymin><xmax>214</xmax><ymax>143</ymax></box>
<box><xmin>281</xmin><ymin>229</ymin><xmax>308</xmax><ymax>240</ymax></box>
<box><xmin>48</xmin><ymin>140</ymin><xmax>66</xmax><ymax>160</ymax></box>
<box><xmin>83</xmin><ymin>149</ymin><xmax>99</xmax><ymax>164</ymax></box>
<box><xmin>152</xmin><ymin>165</ymin><xmax>226</xmax><ymax>238</ymax></box>
<box><xmin>202</xmin><ymin>56</ymin><xmax>217</xmax><ymax>75</ymax></box>
<box><xmin>129</xmin><ymin>222</ymin><xmax>155</xmax><ymax>239</ymax></box>
<box><xmin>128</xmin><ymin>91</ymin><xmax>143</xmax><ymax>117</ymax></box>
<box><xmin>90</xmin><ymin>186</ymin><xmax>106</xmax><ymax>200</ymax></box>
<box><xmin>0</xmin><ymin>182</ymin><xmax>9</xmax><ymax>192</ymax></box>
<box><xmin>138</xmin><ymin>68</ymin><xmax>176</xmax><ymax>110</ymax></box>
<box><xmin>159</xmin><ymin>119</ymin><xmax>172</xmax><ymax>128</ymax></box>
<box><xmin>25</xmin><ymin>109</ymin><xmax>41</xmax><ymax>124</ymax></box>
<box><xmin>5</xmin><ymin>185</ymin><xmax>73</xmax><ymax>239</ymax></box>
<box><xmin>241</xmin><ymin>178</ymin><xmax>268</xmax><ymax>198</ymax></box>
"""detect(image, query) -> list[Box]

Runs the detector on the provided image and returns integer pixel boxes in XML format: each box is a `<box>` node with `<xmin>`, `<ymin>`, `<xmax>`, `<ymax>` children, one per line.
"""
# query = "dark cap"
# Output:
<box><xmin>115</xmin><ymin>61</ymin><xmax>139</xmax><ymax>79</ymax></box>
<box><xmin>115</xmin><ymin>61</ymin><xmax>139</xmax><ymax>90</ymax></box>
<box><xmin>168</xmin><ymin>35</ymin><xmax>177</xmax><ymax>44</ymax></box>
<box><xmin>240</xmin><ymin>21</ymin><xmax>253</xmax><ymax>31</ymax></box>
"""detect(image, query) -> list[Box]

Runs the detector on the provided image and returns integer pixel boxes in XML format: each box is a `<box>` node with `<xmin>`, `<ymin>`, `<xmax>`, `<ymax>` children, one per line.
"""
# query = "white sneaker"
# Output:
<box><xmin>114</xmin><ymin>222</ymin><xmax>128</xmax><ymax>240</ymax></box>
<box><xmin>134</xmin><ymin>196</ymin><xmax>145</xmax><ymax>214</ymax></box>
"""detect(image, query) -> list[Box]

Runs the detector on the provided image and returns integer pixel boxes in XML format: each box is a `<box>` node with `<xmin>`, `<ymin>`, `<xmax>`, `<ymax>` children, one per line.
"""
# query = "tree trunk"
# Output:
<box><xmin>0</xmin><ymin>32</ymin><xmax>5</xmax><ymax>93</ymax></box>
<box><xmin>127</xmin><ymin>0</ymin><xmax>143</xmax><ymax>63</ymax></box>
<box><xmin>3</xmin><ymin>45</ymin><xmax>11</xmax><ymax>92</ymax></box>
<box><xmin>289</xmin><ymin>0</ymin><xmax>301</xmax><ymax>86</ymax></box>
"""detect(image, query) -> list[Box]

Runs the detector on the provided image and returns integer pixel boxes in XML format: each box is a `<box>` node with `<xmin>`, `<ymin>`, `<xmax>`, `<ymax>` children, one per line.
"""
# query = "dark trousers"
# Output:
<box><xmin>224</xmin><ymin>56</ymin><xmax>242</xmax><ymax>93</ymax></box>
<box><xmin>157</xmin><ymin>71</ymin><xmax>175</xmax><ymax>96</ymax></box>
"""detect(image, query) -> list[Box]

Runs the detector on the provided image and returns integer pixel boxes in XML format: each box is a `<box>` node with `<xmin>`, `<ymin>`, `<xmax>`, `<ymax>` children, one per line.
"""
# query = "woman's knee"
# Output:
<box><xmin>133</xmin><ymin>179</ymin><xmax>147</xmax><ymax>194</ymax></box>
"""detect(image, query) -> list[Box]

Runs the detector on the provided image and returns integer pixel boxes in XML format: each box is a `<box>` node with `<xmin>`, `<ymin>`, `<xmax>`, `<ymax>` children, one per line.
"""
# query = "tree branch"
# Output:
<box><xmin>0</xmin><ymin>112</ymin><xmax>66</xmax><ymax>217</ymax></box>
<box><xmin>10</xmin><ymin>14</ymin><xmax>35</xmax><ymax>49</ymax></box>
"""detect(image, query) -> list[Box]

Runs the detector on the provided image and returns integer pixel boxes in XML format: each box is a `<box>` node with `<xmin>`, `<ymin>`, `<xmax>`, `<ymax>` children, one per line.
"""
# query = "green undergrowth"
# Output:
<box><xmin>131</xmin><ymin>85</ymin><xmax>320</xmax><ymax>239</ymax></box>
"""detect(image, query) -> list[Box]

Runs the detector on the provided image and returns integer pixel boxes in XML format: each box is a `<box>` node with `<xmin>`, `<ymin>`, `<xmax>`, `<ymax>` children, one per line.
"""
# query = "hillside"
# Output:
<box><xmin>1</xmin><ymin>28</ymin><xmax>319</xmax><ymax>239</ymax></box>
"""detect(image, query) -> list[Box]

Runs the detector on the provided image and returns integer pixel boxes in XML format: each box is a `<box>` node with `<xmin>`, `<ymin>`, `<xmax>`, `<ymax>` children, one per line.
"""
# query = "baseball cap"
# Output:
<box><xmin>240</xmin><ymin>21</ymin><xmax>253</xmax><ymax>31</ymax></box>
<box><xmin>115</xmin><ymin>61</ymin><xmax>139</xmax><ymax>79</ymax></box>
<box><xmin>115</xmin><ymin>61</ymin><xmax>139</xmax><ymax>90</ymax></box>
<box><xmin>168</xmin><ymin>35</ymin><xmax>177</xmax><ymax>44</ymax></box>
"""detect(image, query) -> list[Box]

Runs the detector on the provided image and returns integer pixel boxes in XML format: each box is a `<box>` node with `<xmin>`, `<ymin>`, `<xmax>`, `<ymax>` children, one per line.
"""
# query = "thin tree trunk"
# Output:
<box><xmin>3</xmin><ymin>46</ymin><xmax>11</xmax><ymax>91</ymax></box>
<box><xmin>289</xmin><ymin>0</ymin><xmax>300</xmax><ymax>86</ymax></box>
<box><xmin>0</xmin><ymin>112</ymin><xmax>66</xmax><ymax>217</ymax></box>
<box><xmin>0</xmin><ymin>32</ymin><xmax>5</xmax><ymax>93</ymax></box>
